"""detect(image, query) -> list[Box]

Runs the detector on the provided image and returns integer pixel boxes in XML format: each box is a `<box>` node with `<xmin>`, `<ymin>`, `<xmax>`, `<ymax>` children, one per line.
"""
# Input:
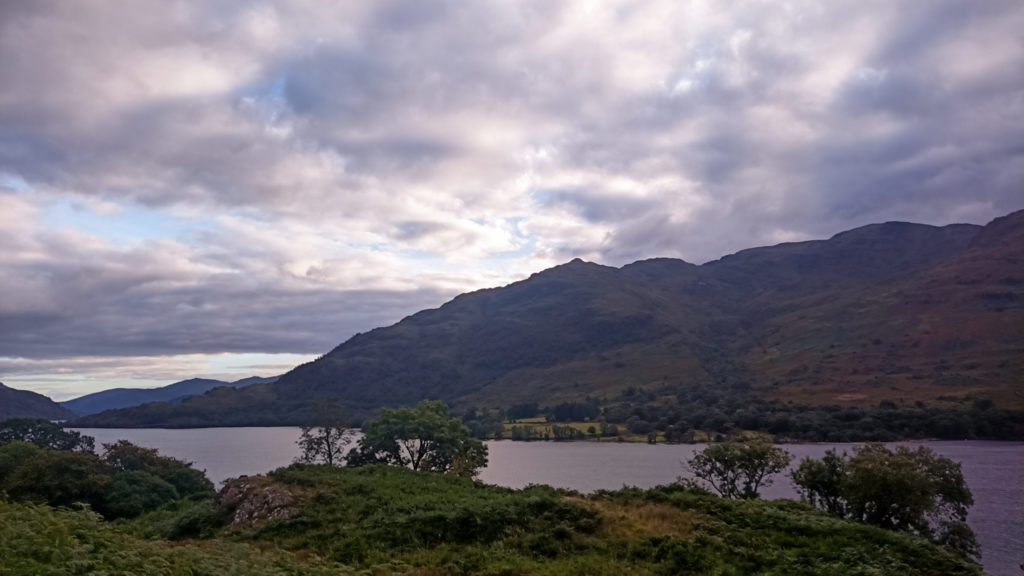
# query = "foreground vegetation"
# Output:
<box><xmin>0</xmin><ymin>415</ymin><xmax>989</xmax><ymax>575</ymax></box>
<box><xmin>0</xmin><ymin>464</ymin><xmax>986</xmax><ymax>576</ymax></box>
<box><xmin>0</xmin><ymin>419</ymin><xmax>213</xmax><ymax>521</ymax></box>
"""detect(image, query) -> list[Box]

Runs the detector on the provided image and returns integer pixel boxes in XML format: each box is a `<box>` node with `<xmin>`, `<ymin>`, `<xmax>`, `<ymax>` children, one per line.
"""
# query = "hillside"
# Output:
<box><xmin>73</xmin><ymin>210</ymin><xmax>1024</xmax><ymax>428</ymax></box>
<box><xmin>0</xmin><ymin>465</ymin><xmax>984</xmax><ymax>576</ymax></box>
<box><xmin>62</xmin><ymin>376</ymin><xmax>278</xmax><ymax>416</ymax></box>
<box><xmin>0</xmin><ymin>382</ymin><xmax>76</xmax><ymax>421</ymax></box>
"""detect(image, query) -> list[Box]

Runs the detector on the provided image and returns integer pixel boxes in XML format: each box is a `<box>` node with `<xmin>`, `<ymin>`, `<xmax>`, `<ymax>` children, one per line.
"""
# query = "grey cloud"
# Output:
<box><xmin>534</xmin><ymin>189</ymin><xmax>664</xmax><ymax>225</ymax></box>
<box><xmin>2</xmin><ymin>0</ymin><xmax>1023</xmax><ymax>370</ymax></box>
<box><xmin>0</xmin><ymin>261</ymin><xmax>450</xmax><ymax>359</ymax></box>
<box><xmin>870</xmin><ymin>2</ymin><xmax>1011</xmax><ymax>65</ymax></box>
<box><xmin>3</xmin><ymin>1</ymin><xmax>1021</xmax><ymax>224</ymax></box>
<box><xmin>0</xmin><ymin>194</ymin><xmax>453</xmax><ymax>360</ymax></box>
<box><xmin>393</xmin><ymin>221</ymin><xmax>448</xmax><ymax>242</ymax></box>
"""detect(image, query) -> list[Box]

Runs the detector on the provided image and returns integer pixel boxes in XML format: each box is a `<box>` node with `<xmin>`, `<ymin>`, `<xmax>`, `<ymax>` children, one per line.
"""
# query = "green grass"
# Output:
<box><xmin>234</xmin><ymin>466</ymin><xmax>984</xmax><ymax>575</ymax></box>
<box><xmin>1</xmin><ymin>465</ymin><xmax>986</xmax><ymax>576</ymax></box>
<box><xmin>0</xmin><ymin>501</ymin><xmax>348</xmax><ymax>576</ymax></box>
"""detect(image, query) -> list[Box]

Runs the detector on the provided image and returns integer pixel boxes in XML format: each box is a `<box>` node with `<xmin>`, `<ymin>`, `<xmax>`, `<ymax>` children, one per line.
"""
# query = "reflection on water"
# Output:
<box><xmin>75</xmin><ymin>428</ymin><xmax>1023</xmax><ymax>576</ymax></box>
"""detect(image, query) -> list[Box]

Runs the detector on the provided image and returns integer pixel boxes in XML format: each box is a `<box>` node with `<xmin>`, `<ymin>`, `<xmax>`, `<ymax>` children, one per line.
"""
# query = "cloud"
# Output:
<box><xmin>0</xmin><ymin>353</ymin><xmax>314</xmax><ymax>401</ymax></box>
<box><xmin>0</xmin><ymin>192</ymin><xmax>453</xmax><ymax>360</ymax></box>
<box><xmin>1</xmin><ymin>0</ymin><xmax>1023</xmax><ymax>393</ymax></box>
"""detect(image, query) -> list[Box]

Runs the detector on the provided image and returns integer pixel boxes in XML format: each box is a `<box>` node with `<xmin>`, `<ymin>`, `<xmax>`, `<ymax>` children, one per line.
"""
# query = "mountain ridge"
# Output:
<box><xmin>0</xmin><ymin>382</ymin><xmax>76</xmax><ymax>421</ymax></box>
<box><xmin>72</xmin><ymin>210</ymin><xmax>1024</xmax><ymax>428</ymax></box>
<box><xmin>61</xmin><ymin>376</ymin><xmax>278</xmax><ymax>416</ymax></box>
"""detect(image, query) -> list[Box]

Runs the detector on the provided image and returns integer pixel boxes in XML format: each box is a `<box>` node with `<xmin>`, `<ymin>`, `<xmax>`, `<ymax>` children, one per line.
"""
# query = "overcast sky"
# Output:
<box><xmin>2</xmin><ymin>1</ymin><xmax>1022</xmax><ymax>399</ymax></box>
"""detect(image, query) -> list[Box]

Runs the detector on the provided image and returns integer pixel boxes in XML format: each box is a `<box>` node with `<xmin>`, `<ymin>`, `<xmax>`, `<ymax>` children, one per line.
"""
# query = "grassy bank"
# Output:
<box><xmin>1</xmin><ymin>464</ymin><xmax>985</xmax><ymax>576</ymax></box>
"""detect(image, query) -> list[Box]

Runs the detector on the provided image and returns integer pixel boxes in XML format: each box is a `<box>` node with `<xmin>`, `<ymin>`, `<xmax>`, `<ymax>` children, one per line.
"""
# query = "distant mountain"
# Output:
<box><xmin>73</xmin><ymin>210</ymin><xmax>1024</xmax><ymax>428</ymax></box>
<box><xmin>0</xmin><ymin>382</ymin><xmax>77</xmax><ymax>421</ymax></box>
<box><xmin>226</xmin><ymin>376</ymin><xmax>280</xmax><ymax>388</ymax></box>
<box><xmin>62</xmin><ymin>376</ymin><xmax>277</xmax><ymax>417</ymax></box>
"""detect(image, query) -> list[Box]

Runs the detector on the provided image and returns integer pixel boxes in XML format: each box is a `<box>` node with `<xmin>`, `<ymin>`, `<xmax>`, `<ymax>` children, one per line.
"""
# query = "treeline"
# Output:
<box><xmin>0</xmin><ymin>418</ymin><xmax>215</xmax><ymax>522</ymax></box>
<box><xmin>462</xmin><ymin>400</ymin><xmax>609</xmax><ymax>441</ymax></box>
<box><xmin>506</xmin><ymin>424</ymin><xmax>589</xmax><ymax>441</ymax></box>
<box><xmin>604</xmin><ymin>385</ymin><xmax>1024</xmax><ymax>441</ymax></box>
<box><xmin>460</xmin><ymin>384</ymin><xmax>1024</xmax><ymax>442</ymax></box>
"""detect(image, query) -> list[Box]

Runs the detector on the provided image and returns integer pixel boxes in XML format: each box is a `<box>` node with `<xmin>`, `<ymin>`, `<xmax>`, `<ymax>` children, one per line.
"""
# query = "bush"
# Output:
<box><xmin>103</xmin><ymin>440</ymin><xmax>214</xmax><ymax>498</ymax></box>
<box><xmin>128</xmin><ymin>497</ymin><xmax>227</xmax><ymax>540</ymax></box>
<box><xmin>0</xmin><ymin>443</ymin><xmax>111</xmax><ymax>510</ymax></box>
<box><xmin>1</xmin><ymin>440</ymin><xmax>215</xmax><ymax>520</ymax></box>
<box><xmin>104</xmin><ymin>471</ymin><xmax>180</xmax><ymax>519</ymax></box>
<box><xmin>626</xmin><ymin>418</ymin><xmax>654</xmax><ymax>435</ymax></box>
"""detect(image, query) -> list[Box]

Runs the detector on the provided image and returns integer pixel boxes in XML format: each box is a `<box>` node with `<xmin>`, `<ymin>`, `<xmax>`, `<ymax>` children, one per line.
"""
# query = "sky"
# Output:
<box><xmin>1</xmin><ymin>1</ymin><xmax>1022</xmax><ymax>400</ymax></box>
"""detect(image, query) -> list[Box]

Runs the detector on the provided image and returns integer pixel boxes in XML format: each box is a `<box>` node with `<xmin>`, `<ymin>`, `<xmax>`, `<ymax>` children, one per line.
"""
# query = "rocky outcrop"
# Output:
<box><xmin>219</xmin><ymin>476</ymin><xmax>298</xmax><ymax>527</ymax></box>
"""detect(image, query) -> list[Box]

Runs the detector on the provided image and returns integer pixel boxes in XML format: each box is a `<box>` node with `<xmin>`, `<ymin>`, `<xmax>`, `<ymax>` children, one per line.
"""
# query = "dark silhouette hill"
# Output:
<box><xmin>61</xmin><ymin>376</ymin><xmax>277</xmax><ymax>416</ymax></box>
<box><xmin>73</xmin><ymin>210</ymin><xmax>1024</xmax><ymax>427</ymax></box>
<box><xmin>0</xmin><ymin>382</ymin><xmax>76</xmax><ymax>420</ymax></box>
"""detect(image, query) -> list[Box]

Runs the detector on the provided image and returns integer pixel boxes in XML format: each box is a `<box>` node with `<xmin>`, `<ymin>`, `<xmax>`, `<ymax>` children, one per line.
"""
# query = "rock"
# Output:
<box><xmin>219</xmin><ymin>475</ymin><xmax>298</xmax><ymax>527</ymax></box>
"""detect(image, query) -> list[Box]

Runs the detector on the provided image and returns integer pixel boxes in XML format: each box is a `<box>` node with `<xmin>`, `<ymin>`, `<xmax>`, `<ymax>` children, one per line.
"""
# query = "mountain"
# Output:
<box><xmin>0</xmin><ymin>382</ymin><xmax>77</xmax><ymax>421</ymax></box>
<box><xmin>72</xmin><ymin>210</ymin><xmax>1024</xmax><ymax>428</ymax></box>
<box><xmin>61</xmin><ymin>376</ymin><xmax>277</xmax><ymax>417</ymax></box>
<box><xmin>225</xmin><ymin>376</ymin><xmax>280</xmax><ymax>388</ymax></box>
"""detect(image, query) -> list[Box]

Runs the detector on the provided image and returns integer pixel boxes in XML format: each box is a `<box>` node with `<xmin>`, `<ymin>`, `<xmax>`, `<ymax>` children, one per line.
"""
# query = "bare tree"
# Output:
<box><xmin>296</xmin><ymin>399</ymin><xmax>354</xmax><ymax>466</ymax></box>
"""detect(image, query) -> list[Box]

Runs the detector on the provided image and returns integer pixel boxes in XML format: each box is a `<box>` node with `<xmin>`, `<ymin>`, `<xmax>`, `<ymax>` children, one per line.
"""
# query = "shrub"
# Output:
<box><xmin>103</xmin><ymin>440</ymin><xmax>214</xmax><ymax>497</ymax></box>
<box><xmin>104</xmin><ymin>470</ymin><xmax>180</xmax><ymax>519</ymax></box>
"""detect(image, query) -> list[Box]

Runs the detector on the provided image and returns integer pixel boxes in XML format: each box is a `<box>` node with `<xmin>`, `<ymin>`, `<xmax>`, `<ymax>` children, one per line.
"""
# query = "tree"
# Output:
<box><xmin>347</xmin><ymin>400</ymin><xmax>488</xmax><ymax>478</ymax></box>
<box><xmin>791</xmin><ymin>443</ymin><xmax>977</xmax><ymax>558</ymax></box>
<box><xmin>685</xmin><ymin>439</ymin><xmax>792</xmax><ymax>499</ymax></box>
<box><xmin>0</xmin><ymin>441</ymin><xmax>111</xmax><ymax>510</ymax></box>
<box><xmin>295</xmin><ymin>399</ymin><xmax>354</xmax><ymax>467</ymax></box>
<box><xmin>789</xmin><ymin>448</ymin><xmax>848</xmax><ymax>516</ymax></box>
<box><xmin>103</xmin><ymin>440</ymin><xmax>214</xmax><ymax>497</ymax></box>
<box><xmin>0</xmin><ymin>438</ymin><xmax>211</xmax><ymax>519</ymax></box>
<box><xmin>0</xmin><ymin>418</ymin><xmax>95</xmax><ymax>452</ymax></box>
<box><xmin>507</xmin><ymin>402</ymin><xmax>539</xmax><ymax>420</ymax></box>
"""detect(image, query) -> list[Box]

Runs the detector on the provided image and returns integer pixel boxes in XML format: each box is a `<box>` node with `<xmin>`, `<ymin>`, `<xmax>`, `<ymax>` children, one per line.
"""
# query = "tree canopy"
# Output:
<box><xmin>0</xmin><ymin>437</ymin><xmax>214</xmax><ymax>520</ymax></box>
<box><xmin>0</xmin><ymin>418</ymin><xmax>95</xmax><ymax>452</ymax></box>
<box><xmin>792</xmin><ymin>443</ymin><xmax>977</xmax><ymax>558</ymax></box>
<box><xmin>347</xmin><ymin>400</ymin><xmax>487</xmax><ymax>477</ymax></box>
<box><xmin>103</xmin><ymin>440</ymin><xmax>214</xmax><ymax>498</ymax></box>
<box><xmin>0</xmin><ymin>442</ymin><xmax>111</xmax><ymax>510</ymax></box>
<box><xmin>685</xmin><ymin>439</ymin><xmax>791</xmax><ymax>499</ymax></box>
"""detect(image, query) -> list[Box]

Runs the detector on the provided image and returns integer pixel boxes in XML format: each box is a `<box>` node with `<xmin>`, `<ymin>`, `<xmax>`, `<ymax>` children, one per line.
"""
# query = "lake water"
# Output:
<box><xmin>75</xmin><ymin>428</ymin><xmax>1023</xmax><ymax>576</ymax></box>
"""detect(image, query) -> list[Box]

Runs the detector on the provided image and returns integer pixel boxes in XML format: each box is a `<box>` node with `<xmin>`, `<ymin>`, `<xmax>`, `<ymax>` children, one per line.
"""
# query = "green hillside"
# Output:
<box><xmin>0</xmin><ymin>465</ymin><xmax>986</xmax><ymax>576</ymax></box>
